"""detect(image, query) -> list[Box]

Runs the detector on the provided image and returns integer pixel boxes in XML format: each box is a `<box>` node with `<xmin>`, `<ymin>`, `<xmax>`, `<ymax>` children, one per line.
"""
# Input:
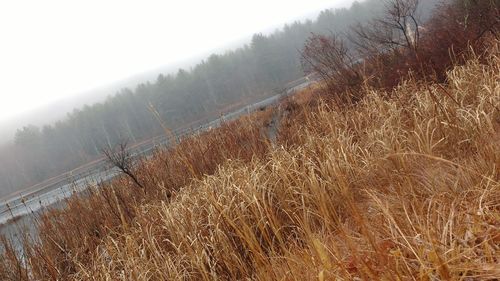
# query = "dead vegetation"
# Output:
<box><xmin>1</xmin><ymin>0</ymin><xmax>499</xmax><ymax>280</ymax></box>
<box><xmin>0</xmin><ymin>37</ymin><xmax>496</xmax><ymax>280</ymax></box>
<box><xmin>83</xmin><ymin>40</ymin><xmax>499</xmax><ymax>280</ymax></box>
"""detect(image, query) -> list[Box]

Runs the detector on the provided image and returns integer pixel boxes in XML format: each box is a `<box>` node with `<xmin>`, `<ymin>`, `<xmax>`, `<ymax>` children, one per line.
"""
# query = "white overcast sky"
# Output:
<box><xmin>0</xmin><ymin>0</ymin><xmax>355</xmax><ymax>122</ymax></box>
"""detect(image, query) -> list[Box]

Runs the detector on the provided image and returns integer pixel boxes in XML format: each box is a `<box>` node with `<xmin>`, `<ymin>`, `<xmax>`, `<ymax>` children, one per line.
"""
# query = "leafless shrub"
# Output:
<box><xmin>102</xmin><ymin>140</ymin><xmax>144</xmax><ymax>189</ymax></box>
<box><xmin>301</xmin><ymin>34</ymin><xmax>364</xmax><ymax>102</ymax></box>
<box><xmin>301</xmin><ymin>0</ymin><xmax>425</xmax><ymax>97</ymax></box>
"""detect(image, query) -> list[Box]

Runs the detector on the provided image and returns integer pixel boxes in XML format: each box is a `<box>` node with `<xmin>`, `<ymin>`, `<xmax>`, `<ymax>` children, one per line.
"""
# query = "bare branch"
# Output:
<box><xmin>351</xmin><ymin>0</ymin><xmax>421</xmax><ymax>56</ymax></box>
<box><xmin>301</xmin><ymin>33</ymin><xmax>364</xmax><ymax>100</ymax></box>
<box><xmin>101</xmin><ymin>140</ymin><xmax>144</xmax><ymax>189</ymax></box>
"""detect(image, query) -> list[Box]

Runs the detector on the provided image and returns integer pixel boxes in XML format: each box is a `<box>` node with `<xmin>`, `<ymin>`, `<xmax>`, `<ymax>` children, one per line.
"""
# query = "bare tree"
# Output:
<box><xmin>351</xmin><ymin>0</ymin><xmax>421</xmax><ymax>56</ymax></box>
<box><xmin>102</xmin><ymin>140</ymin><xmax>144</xmax><ymax>189</ymax></box>
<box><xmin>301</xmin><ymin>33</ymin><xmax>363</xmax><ymax>95</ymax></box>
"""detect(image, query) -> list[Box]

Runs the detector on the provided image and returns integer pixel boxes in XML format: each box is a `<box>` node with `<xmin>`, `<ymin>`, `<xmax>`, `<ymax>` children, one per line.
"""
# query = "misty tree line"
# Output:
<box><xmin>0</xmin><ymin>0</ymin><xmax>432</xmax><ymax>196</ymax></box>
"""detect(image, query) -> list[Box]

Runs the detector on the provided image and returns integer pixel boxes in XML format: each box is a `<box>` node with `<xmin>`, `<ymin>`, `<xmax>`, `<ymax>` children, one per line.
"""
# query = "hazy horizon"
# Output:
<box><xmin>0</xmin><ymin>0</ymin><xmax>356</xmax><ymax>128</ymax></box>
<box><xmin>2</xmin><ymin>0</ymin><xmax>444</xmax><ymax>199</ymax></box>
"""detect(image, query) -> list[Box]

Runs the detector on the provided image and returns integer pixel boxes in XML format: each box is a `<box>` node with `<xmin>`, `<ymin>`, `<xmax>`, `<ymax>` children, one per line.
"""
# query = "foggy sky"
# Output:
<box><xmin>0</xmin><ymin>0</ymin><xmax>356</xmax><ymax>123</ymax></box>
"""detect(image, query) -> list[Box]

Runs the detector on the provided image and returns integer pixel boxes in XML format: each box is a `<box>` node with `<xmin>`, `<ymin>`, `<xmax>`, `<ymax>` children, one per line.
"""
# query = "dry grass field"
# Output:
<box><xmin>1</xmin><ymin>38</ymin><xmax>497</xmax><ymax>280</ymax></box>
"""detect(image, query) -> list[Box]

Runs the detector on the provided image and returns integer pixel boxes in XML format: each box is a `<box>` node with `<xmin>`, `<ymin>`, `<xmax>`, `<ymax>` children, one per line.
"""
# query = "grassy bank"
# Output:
<box><xmin>80</xmin><ymin>42</ymin><xmax>499</xmax><ymax>280</ymax></box>
<box><xmin>2</xmin><ymin>38</ymin><xmax>498</xmax><ymax>280</ymax></box>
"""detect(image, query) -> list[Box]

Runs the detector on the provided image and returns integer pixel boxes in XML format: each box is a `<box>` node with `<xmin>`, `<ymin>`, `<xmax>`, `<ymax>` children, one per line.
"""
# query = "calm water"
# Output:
<box><xmin>0</xmin><ymin>85</ymin><xmax>310</xmax><ymax>255</ymax></box>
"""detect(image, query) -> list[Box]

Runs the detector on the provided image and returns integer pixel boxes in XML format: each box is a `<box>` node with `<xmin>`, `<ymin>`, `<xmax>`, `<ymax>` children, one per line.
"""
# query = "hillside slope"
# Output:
<box><xmin>6</xmin><ymin>40</ymin><xmax>497</xmax><ymax>280</ymax></box>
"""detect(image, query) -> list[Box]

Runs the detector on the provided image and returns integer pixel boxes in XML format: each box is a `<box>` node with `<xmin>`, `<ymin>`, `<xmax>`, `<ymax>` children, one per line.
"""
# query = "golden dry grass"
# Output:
<box><xmin>2</xmin><ymin>41</ymin><xmax>499</xmax><ymax>280</ymax></box>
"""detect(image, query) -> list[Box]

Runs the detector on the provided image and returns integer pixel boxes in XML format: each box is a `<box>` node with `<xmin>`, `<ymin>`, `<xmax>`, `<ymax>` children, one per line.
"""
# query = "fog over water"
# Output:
<box><xmin>3</xmin><ymin>0</ymin><xmax>419</xmax><ymax>198</ymax></box>
<box><xmin>0</xmin><ymin>0</ymin><xmax>356</xmax><ymax>143</ymax></box>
